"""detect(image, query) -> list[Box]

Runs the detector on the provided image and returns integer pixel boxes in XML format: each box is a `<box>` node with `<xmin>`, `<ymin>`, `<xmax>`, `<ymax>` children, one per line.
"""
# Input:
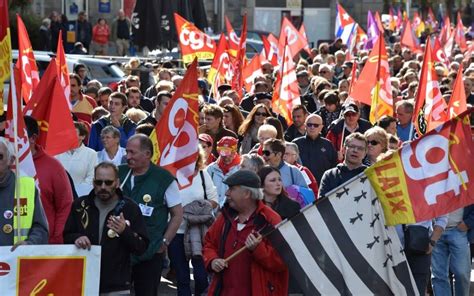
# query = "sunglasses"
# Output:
<box><xmin>368</xmin><ymin>140</ymin><xmax>380</xmax><ymax>146</ymax></box>
<box><xmin>344</xmin><ymin>112</ymin><xmax>358</xmax><ymax>117</ymax></box>
<box><xmin>319</xmin><ymin>70</ymin><xmax>328</xmax><ymax>74</ymax></box>
<box><xmin>94</xmin><ymin>179</ymin><xmax>114</xmax><ymax>186</ymax></box>
<box><xmin>262</xmin><ymin>150</ymin><xmax>275</xmax><ymax>157</ymax></box>
<box><xmin>306</xmin><ymin>123</ymin><xmax>321</xmax><ymax>128</ymax></box>
<box><xmin>255</xmin><ymin>112</ymin><xmax>269</xmax><ymax>117</ymax></box>
<box><xmin>0</xmin><ymin>154</ymin><xmax>3</xmax><ymax>160</ymax></box>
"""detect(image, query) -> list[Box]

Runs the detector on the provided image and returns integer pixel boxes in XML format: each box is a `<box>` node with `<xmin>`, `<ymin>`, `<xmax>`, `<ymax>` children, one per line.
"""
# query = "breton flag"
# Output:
<box><xmin>366</xmin><ymin>109</ymin><xmax>474</xmax><ymax>225</ymax></box>
<box><xmin>270</xmin><ymin>173</ymin><xmax>418</xmax><ymax>295</ymax></box>
<box><xmin>335</xmin><ymin>3</ymin><xmax>357</xmax><ymax>45</ymax></box>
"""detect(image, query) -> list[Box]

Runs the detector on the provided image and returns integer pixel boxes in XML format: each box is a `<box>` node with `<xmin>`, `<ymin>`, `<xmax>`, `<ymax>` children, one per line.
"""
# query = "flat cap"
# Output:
<box><xmin>223</xmin><ymin>170</ymin><xmax>261</xmax><ymax>189</ymax></box>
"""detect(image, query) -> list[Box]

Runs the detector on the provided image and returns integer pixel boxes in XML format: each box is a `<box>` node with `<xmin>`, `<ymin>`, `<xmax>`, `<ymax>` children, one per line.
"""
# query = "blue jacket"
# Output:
<box><xmin>88</xmin><ymin>115</ymin><xmax>136</xmax><ymax>151</ymax></box>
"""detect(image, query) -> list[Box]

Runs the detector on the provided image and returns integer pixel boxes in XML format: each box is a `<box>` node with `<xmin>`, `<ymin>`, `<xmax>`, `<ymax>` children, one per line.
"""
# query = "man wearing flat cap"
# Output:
<box><xmin>203</xmin><ymin>170</ymin><xmax>289</xmax><ymax>296</ymax></box>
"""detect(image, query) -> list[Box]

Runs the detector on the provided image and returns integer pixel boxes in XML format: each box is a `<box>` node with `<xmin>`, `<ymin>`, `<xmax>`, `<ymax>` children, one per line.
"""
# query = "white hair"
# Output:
<box><xmin>0</xmin><ymin>137</ymin><xmax>14</xmax><ymax>162</ymax></box>
<box><xmin>241</xmin><ymin>185</ymin><xmax>264</xmax><ymax>200</ymax></box>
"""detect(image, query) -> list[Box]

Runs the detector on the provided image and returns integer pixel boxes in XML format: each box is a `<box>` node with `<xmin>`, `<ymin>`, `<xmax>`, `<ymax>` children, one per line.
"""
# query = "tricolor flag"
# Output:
<box><xmin>413</xmin><ymin>38</ymin><xmax>448</xmax><ymax>135</ymax></box>
<box><xmin>335</xmin><ymin>3</ymin><xmax>357</xmax><ymax>45</ymax></box>
<box><xmin>349</xmin><ymin>36</ymin><xmax>393</xmax><ymax>123</ymax></box>
<box><xmin>16</xmin><ymin>15</ymin><xmax>40</xmax><ymax>104</ymax></box>
<box><xmin>366</xmin><ymin>109</ymin><xmax>474</xmax><ymax>225</ymax></box>
<box><xmin>174</xmin><ymin>13</ymin><xmax>215</xmax><ymax>64</ymax></box>
<box><xmin>0</xmin><ymin>0</ymin><xmax>11</xmax><ymax>116</ymax></box>
<box><xmin>272</xmin><ymin>38</ymin><xmax>300</xmax><ymax>125</ymax></box>
<box><xmin>150</xmin><ymin>59</ymin><xmax>200</xmax><ymax>189</ymax></box>
<box><xmin>270</xmin><ymin>173</ymin><xmax>418</xmax><ymax>295</ymax></box>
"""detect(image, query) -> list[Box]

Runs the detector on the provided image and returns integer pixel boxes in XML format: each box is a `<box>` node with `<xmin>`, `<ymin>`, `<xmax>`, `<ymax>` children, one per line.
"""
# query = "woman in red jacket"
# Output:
<box><xmin>91</xmin><ymin>18</ymin><xmax>110</xmax><ymax>55</ymax></box>
<box><xmin>203</xmin><ymin>170</ymin><xmax>289</xmax><ymax>296</ymax></box>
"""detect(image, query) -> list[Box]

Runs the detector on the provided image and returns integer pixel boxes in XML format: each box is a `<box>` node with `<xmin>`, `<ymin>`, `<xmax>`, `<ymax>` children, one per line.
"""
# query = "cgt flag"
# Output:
<box><xmin>174</xmin><ymin>13</ymin><xmax>215</xmax><ymax>64</ymax></box>
<box><xmin>150</xmin><ymin>59</ymin><xmax>200</xmax><ymax>189</ymax></box>
<box><xmin>366</xmin><ymin>109</ymin><xmax>474</xmax><ymax>225</ymax></box>
<box><xmin>0</xmin><ymin>0</ymin><xmax>11</xmax><ymax>116</ymax></box>
<box><xmin>270</xmin><ymin>173</ymin><xmax>418</xmax><ymax>295</ymax></box>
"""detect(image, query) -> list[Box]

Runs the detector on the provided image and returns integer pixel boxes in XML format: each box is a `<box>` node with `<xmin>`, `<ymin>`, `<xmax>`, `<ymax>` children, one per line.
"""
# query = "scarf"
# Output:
<box><xmin>217</xmin><ymin>154</ymin><xmax>241</xmax><ymax>175</ymax></box>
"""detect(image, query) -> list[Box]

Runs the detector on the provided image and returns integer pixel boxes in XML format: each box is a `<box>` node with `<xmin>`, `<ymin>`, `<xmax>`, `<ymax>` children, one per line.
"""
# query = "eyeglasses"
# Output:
<box><xmin>306</xmin><ymin>123</ymin><xmax>321</xmax><ymax>128</ymax></box>
<box><xmin>255</xmin><ymin>112</ymin><xmax>269</xmax><ymax>117</ymax></box>
<box><xmin>93</xmin><ymin>179</ymin><xmax>115</xmax><ymax>186</ymax></box>
<box><xmin>262</xmin><ymin>150</ymin><xmax>275</xmax><ymax>157</ymax></box>
<box><xmin>345</xmin><ymin>144</ymin><xmax>366</xmax><ymax>152</ymax></box>
<box><xmin>368</xmin><ymin>140</ymin><xmax>380</xmax><ymax>146</ymax></box>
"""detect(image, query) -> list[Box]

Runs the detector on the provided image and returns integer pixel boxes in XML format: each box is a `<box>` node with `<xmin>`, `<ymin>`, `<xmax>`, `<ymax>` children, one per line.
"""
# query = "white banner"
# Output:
<box><xmin>0</xmin><ymin>245</ymin><xmax>101</xmax><ymax>296</ymax></box>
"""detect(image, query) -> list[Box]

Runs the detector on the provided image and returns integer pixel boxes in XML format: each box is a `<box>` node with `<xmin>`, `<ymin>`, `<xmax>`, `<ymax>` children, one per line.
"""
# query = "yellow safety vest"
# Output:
<box><xmin>13</xmin><ymin>177</ymin><xmax>35</xmax><ymax>244</ymax></box>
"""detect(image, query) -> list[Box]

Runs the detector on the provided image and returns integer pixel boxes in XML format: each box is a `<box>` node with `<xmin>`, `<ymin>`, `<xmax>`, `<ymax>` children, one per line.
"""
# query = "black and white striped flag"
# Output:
<box><xmin>269</xmin><ymin>173</ymin><xmax>418</xmax><ymax>295</ymax></box>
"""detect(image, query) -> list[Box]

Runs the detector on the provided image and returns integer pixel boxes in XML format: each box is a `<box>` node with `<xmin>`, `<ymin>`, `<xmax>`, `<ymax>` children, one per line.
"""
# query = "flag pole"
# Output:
<box><xmin>10</xmin><ymin>63</ymin><xmax>22</xmax><ymax>244</ymax></box>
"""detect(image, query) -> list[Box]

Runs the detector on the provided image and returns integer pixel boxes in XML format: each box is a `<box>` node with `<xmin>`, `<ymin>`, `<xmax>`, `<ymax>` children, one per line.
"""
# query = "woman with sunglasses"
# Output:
<box><xmin>363</xmin><ymin>127</ymin><xmax>389</xmax><ymax>166</ymax></box>
<box><xmin>238</xmin><ymin>104</ymin><xmax>271</xmax><ymax>154</ymax></box>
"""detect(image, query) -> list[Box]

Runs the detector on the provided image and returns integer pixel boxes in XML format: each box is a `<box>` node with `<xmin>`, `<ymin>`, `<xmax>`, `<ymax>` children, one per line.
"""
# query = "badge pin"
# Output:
<box><xmin>3</xmin><ymin>224</ymin><xmax>12</xmax><ymax>234</ymax></box>
<box><xmin>125</xmin><ymin>220</ymin><xmax>130</xmax><ymax>226</ymax></box>
<box><xmin>3</xmin><ymin>210</ymin><xmax>13</xmax><ymax>219</ymax></box>
<box><xmin>143</xmin><ymin>194</ymin><xmax>151</xmax><ymax>203</ymax></box>
<box><xmin>107</xmin><ymin>229</ymin><xmax>117</xmax><ymax>238</ymax></box>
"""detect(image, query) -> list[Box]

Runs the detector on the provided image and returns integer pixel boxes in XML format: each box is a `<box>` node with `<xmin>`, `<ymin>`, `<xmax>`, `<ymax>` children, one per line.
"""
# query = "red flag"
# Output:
<box><xmin>242</xmin><ymin>55</ymin><xmax>263</xmax><ymax>93</ymax></box>
<box><xmin>0</xmin><ymin>0</ymin><xmax>11</xmax><ymax>116</ymax></box>
<box><xmin>23</xmin><ymin>59</ymin><xmax>78</xmax><ymax>156</ymax></box>
<box><xmin>278</xmin><ymin>17</ymin><xmax>308</xmax><ymax>58</ymax></box>
<box><xmin>400</xmin><ymin>20</ymin><xmax>420</xmax><ymax>53</ymax></box>
<box><xmin>56</xmin><ymin>31</ymin><xmax>71</xmax><ymax>109</ymax></box>
<box><xmin>299</xmin><ymin>23</ymin><xmax>312</xmax><ymax>55</ymax></box>
<box><xmin>448</xmin><ymin>64</ymin><xmax>468</xmax><ymax>119</ymax></box>
<box><xmin>272</xmin><ymin>38</ymin><xmax>301</xmax><ymax>125</ymax></box>
<box><xmin>15</xmin><ymin>15</ymin><xmax>40</xmax><ymax>104</ymax></box>
<box><xmin>207</xmin><ymin>33</ymin><xmax>232</xmax><ymax>88</ymax></box>
<box><xmin>366</xmin><ymin>109</ymin><xmax>474</xmax><ymax>225</ymax></box>
<box><xmin>455</xmin><ymin>12</ymin><xmax>467</xmax><ymax>52</ymax></box>
<box><xmin>4</xmin><ymin>65</ymin><xmax>36</xmax><ymax>178</ymax></box>
<box><xmin>174</xmin><ymin>13</ymin><xmax>215</xmax><ymax>64</ymax></box>
<box><xmin>349</xmin><ymin>36</ymin><xmax>393</xmax><ymax>123</ymax></box>
<box><xmin>230</xmin><ymin>14</ymin><xmax>247</xmax><ymax>98</ymax></box>
<box><xmin>262</xmin><ymin>34</ymin><xmax>280</xmax><ymax>67</ymax></box>
<box><xmin>225</xmin><ymin>16</ymin><xmax>239</xmax><ymax>58</ymax></box>
<box><xmin>413</xmin><ymin>38</ymin><xmax>449</xmax><ymax>135</ymax></box>
<box><xmin>433</xmin><ymin>36</ymin><xmax>450</xmax><ymax>67</ymax></box>
<box><xmin>150</xmin><ymin>59</ymin><xmax>200</xmax><ymax>189</ymax></box>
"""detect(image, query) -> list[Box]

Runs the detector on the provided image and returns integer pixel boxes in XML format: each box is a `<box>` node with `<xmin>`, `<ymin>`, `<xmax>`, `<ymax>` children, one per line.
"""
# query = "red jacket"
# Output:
<box><xmin>203</xmin><ymin>201</ymin><xmax>289</xmax><ymax>296</ymax></box>
<box><xmin>33</xmin><ymin>145</ymin><xmax>73</xmax><ymax>243</ymax></box>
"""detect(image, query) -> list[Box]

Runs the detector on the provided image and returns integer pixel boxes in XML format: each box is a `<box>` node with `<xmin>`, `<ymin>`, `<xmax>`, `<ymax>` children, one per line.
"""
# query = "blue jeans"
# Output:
<box><xmin>168</xmin><ymin>234</ymin><xmax>209</xmax><ymax>296</ymax></box>
<box><xmin>431</xmin><ymin>227</ymin><xmax>471</xmax><ymax>296</ymax></box>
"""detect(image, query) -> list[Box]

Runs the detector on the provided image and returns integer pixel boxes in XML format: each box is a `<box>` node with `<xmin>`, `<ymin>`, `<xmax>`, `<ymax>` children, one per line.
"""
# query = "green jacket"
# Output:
<box><xmin>119</xmin><ymin>163</ymin><xmax>175</xmax><ymax>263</ymax></box>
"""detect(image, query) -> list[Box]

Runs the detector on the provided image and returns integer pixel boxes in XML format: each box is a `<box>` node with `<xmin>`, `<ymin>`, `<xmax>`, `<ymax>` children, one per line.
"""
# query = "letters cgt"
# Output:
<box><xmin>366</xmin><ymin>111</ymin><xmax>474</xmax><ymax>225</ymax></box>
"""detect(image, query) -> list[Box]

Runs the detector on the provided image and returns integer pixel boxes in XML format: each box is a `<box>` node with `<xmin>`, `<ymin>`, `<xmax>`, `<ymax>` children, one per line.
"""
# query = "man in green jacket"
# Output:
<box><xmin>119</xmin><ymin>134</ymin><xmax>183</xmax><ymax>296</ymax></box>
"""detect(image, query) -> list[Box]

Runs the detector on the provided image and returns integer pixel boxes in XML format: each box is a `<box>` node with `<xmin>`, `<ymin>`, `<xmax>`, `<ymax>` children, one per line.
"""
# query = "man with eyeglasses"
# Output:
<box><xmin>318</xmin><ymin>132</ymin><xmax>368</xmax><ymax>198</ymax></box>
<box><xmin>64</xmin><ymin>162</ymin><xmax>149</xmax><ymax>294</ymax></box>
<box><xmin>293</xmin><ymin>114</ymin><xmax>337</xmax><ymax>184</ymax></box>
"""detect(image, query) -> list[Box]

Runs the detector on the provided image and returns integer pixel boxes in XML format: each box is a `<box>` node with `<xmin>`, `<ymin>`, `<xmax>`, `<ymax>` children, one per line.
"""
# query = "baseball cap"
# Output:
<box><xmin>217</xmin><ymin>137</ymin><xmax>238</xmax><ymax>156</ymax></box>
<box><xmin>343</xmin><ymin>103</ymin><xmax>359</xmax><ymax>115</ymax></box>
<box><xmin>223</xmin><ymin>170</ymin><xmax>261</xmax><ymax>189</ymax></box>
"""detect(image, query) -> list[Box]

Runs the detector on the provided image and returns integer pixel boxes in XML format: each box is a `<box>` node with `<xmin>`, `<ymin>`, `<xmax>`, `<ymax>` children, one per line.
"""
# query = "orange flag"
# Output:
<box><xmin>242</xmin><ymin>54</ymin><xmax>263</xmax><ymax>93</ymax></box>
<box><xmin>0</xmin><ymin>0</ymin><xmax>11</xmax><ymax>116</ymax></box>
<box><xmin>15</xmin><ymin>14</ymin><xmax>40</xmax><ymax>104</ymax></box>
<box><xmin>400</xmin><ymin>20</ymin><xmax>420</xmax><ymax>53</ymax></box>
<box><xmin>230</xmin><ymin>14</ymin><xmax>247</xmax><ymax>98</ymax></box>
<box><xmin>413</xmin><ymin>38</ymin><xmax>448</xmax><ymax>135</ymax></box>
<box><xmin>272</xmin><ymin>38</ymin><xmax>300</xmax><ymax>125</ymax></box>
<box><xmin>278</xmin><ymin>17</ymin><xmax>308</xmax><ymax>58</ymax></box>
<box><xmin>448</xmin><ymin>64</ymin><xmax>468</xmax><ymax>119</ymax></box>
<box><xmin>150</xmin><ymin>59</ymin><xmax>200</xmax><ymax>189</ymax></box>
<box><xmin>23</xmin><ymin>59</ymin><xmax>78</xmax><ymax>156</ymax></box>
<box><xmin>56</xmin><ymin>31</ymin><xmax>71</xmax><ymax>109</ymax></box>
<box><xmin>349</xmin><ymin>36</ymin><xmax>393</xmax><ymax>123</ymax></box>
<box><xmin>455</xmin><ymin>12</ymin><xmax>467</xmax><ymax>52</ymax></box>
<box><xmin>174</xmin><ymin>13</ymin><xmax>215</xmax><ymax>64</ymax></box>
<box><xmin>225</xmin><ymin>16</ymin><xmax>239</xmax><ymax>58</ymax></box>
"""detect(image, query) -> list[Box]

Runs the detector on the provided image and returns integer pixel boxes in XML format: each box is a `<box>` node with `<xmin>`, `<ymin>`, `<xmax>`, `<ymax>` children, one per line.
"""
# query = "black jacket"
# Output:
<box><xmin>318</xmin><ymin>163</ymin><xmax>367</xmax><ymax>198</ymax></box>
<box><xmin>284</xmin><ymin>124</ymin><xmax>305</xmax><ymax>142</ymax></box>
<box><xmin>269</xmin><ymin>195</ymin><xmax>300</xmax><ymax>220</ymax></box>
<box><xmin>63</xmin><ymin>190</ymin><xmax>149</xmax><ymax>293</ymax></box>
<box><xmin>292</xmin><ymin>135</ymin><xmax>338</xmax><ymax>184</ymax></box>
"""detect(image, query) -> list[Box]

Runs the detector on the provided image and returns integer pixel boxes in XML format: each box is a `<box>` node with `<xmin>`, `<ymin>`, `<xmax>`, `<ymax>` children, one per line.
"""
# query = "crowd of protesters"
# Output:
<box><xmin>2</xmin><ymin>10</ymin><xmax>474</xmax><ymax>296</ymax></box>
